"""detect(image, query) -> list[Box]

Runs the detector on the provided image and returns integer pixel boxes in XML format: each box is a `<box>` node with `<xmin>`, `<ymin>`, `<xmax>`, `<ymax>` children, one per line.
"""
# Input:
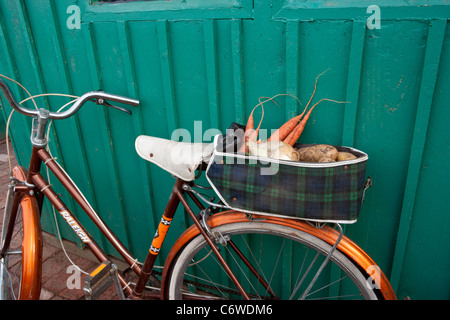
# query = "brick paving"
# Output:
<box><xmin>0</xmin><ymin>139</ymin><xmax>122</xmax><ymax>300</ymax></box>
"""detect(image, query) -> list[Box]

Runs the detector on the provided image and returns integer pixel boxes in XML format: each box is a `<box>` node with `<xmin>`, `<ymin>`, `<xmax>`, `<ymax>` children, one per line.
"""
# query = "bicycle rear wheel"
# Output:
<box><xmin>1</xmin><ymin>168</ymin><xmax>42</xmax><ymax>300</ymax></box>
<box><xmin>166</xmin><ymin>218</ymin><xmax>387</xmax><ymax>300</ymax></box>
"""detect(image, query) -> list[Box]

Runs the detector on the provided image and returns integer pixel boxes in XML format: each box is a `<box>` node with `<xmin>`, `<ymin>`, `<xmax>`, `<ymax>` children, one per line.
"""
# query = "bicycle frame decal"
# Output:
<box><xmin>58</xmin><ymin>210</ymin><xmax>91</xmax><ymax>244</ymax></box>
<box><xmin>149</xmin><ymin>214</ymin><xmax>173</xmax><ymax>255</ymax></box>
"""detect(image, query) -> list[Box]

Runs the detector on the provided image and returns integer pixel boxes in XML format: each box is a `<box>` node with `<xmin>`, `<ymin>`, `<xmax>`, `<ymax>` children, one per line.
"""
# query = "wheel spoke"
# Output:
<box><xmin>290</xmin><ymin>251</ymin><xmax>320</xmax><ymax>299</ymax></box>
<box><xmin>168</xmin><ymin>221</ymin><xmax>383</xmax><ymax>300</ymax></box>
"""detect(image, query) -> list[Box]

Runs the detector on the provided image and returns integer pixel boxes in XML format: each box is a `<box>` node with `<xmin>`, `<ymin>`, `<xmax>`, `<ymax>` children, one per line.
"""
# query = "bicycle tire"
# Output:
<box><xmin>165</xmin><ymin>213</ymin><xmax>392</xmax><ymax>300</ymax></box>
<box><xmin>0</xmin><ymin>167</ymin><xmax>42</xmax><ymax>300</ymax></box>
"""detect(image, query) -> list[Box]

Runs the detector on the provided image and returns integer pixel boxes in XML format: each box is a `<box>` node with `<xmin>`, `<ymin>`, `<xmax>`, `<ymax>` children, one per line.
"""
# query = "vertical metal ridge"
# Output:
<box><xmin>390</xmin><ymin>19</ymin><xmax>447</xmax><ymax>292</ymax></box>
<box><xmin>0</xmin><ymin>9</ymin><xmax>30</xmax><ymax>162</ymax></box>
<box><xmin>342</xmin><ymin>20</ymin><xmax>365</xmax><ymax>147</ymax></box>
<box><xmin>0</xmin><ymin>11</ymin><xmax>21</xmax><ymax>98</ymax></box>
<box><xmin>46</xmin><ymin>0</ymin><xmax>103</xmax><ymax>249</ymax></box>
<box><xmin>285</xmin><ymin>20</ymin><xmax>300</xmax><ymax>119</ymax></box>
<box><xmin>156</xmin><ymin>20</ymin><xmax>178</xmax><ymax>136</ymax></box>
<box><xmin>14</xmin><ymin>0</ymin><xmax>84</xmax><ymax>245</ymax></box>
<box><xmin>14</xmin><ymin>0</ymin><xmax>46</xmax><ymax>101</ymax></box>
<box><xmin>4</xmin><ymin>0</ymin><xmax>42</xmax><ymax>135</ymax></box>
<box><xmin>203</xmin><ymin>19</ymin><xmax>220</xmax><ymax>130</ymax></box>
<box><xmin>231</xmin><ymin>19</ymin><xmax>245</xmax><ymax>124</ymax></box>
<box><xmin>83</xmin><ymin>22</ymin><xmax>130</xmax><ymax>251</ymax></box>
<box><xmin>117</xmin><ymin>20</ymin><xmax>159</xmax><ymax>259</ymax></box>
<box><xmin>117</xmin><ymin>21</ymin><xmax>139</xmax><ymax>99</ymax></box>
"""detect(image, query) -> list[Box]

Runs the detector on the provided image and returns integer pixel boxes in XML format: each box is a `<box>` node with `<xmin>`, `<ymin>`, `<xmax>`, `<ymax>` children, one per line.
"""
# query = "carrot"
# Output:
<box><xmin>267</xmin><ymin>114</ymin><xmax>301</xmax><ymax>141</ymax></box>
<box><xmin>252</xmin><ymin>93</ymin><xmax>303</xmax><ymax>141</ymax></box>
<box><xmin>238</xmin><ymin>102</ymin><xmax>264</xmax><ymax>153</ymax></box>
<box><xmin>304</xmin><ymin>69</ymin><xmax>329</xmax><ymax>111</ymax></box>
<box><xmin>267</xmin><ymin>100</ymin><xmax>308</xmax><ymax>142</ymax></box>
<box><xmin>282</xmin><ymin>123</ymin><xmax>297</xmax><ymax>145</ymax></box>
<box><xmin>283</xmin><ymin>98</ymin><xmax>348</xmax><ymax>146</ymax></box>
<box><xmin>248</xmin><ymin>103</ymin><xmax>264</xmax><ymax>143</ymax></box>
<box><xmin>258</xmin><ymin>96</ymin><xmax>280</xmax><ymax>108</ymax></box>
<box><xmin>280</xmin><ymin>69</ymin><xmax>331</xmax><ymax>145</ymax></box>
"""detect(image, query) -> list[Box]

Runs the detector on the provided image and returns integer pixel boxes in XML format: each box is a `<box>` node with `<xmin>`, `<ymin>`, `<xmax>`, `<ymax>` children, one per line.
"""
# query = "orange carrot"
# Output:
<box><xmin>281</xmin><ymin>69</ymin><xmax>331</xmax><ymax>145</ymax></box>
<box><xmin>267</xmin><ymin>114</ymin><xmax>302</xmax><ymax>141</ymax></box>
<box><xmin>283</xmin><ymin>98</ymin><xmax>347</xmax><ymax>146</ymax></box>
<box><xmin>238</xmin><ymin>103</ymin><xmax>264</xmax><ymax>153</ymax></box>
<box><xmin>267</xmin><ymin>100</ymin><xmax>308</xmax><ymax>142</ymax></box>
<box><xmin>253</xmin><ymin>94</ymin><xmax>303</xmax><ymax>141</ymax></box>
<box><xmin>247</xmin><ymin>103</ymin><xmax>264</xmax><ymax>143</ymax></box>
<box><xmin>282</xmin><ymin>123</ymin><xmax>297</xmax><ymax>144</ymax></box>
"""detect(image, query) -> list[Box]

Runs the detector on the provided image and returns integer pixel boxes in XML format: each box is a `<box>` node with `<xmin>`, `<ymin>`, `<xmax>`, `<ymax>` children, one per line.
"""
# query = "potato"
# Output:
<box><xmin>296</xmin><ymin>144</ymin><xmax>338</xmax><ymax>162</ymax></box>
<box><xmin>318</xmin><ymin>157</ymin><xmax>336</xmax><ymax>163</ymax></box>
<box><xmin>337</xmin><ymin>152</ymin><xmax>357</xmax><ymax>161</ymax></box>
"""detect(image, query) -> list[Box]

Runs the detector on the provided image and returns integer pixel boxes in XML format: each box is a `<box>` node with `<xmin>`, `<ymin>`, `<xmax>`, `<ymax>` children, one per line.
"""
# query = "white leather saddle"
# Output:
<box><xmin>135</xmin><ymin>135</ymin><xmax>214</xmax><ymax>181</ymax></box>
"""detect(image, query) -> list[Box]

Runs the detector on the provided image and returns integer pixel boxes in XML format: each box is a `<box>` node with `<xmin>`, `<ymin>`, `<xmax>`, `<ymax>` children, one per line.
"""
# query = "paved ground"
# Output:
<box><xmin>0</xmin><ymin>139</ymin><xmax>124</xmax><ymax>300</ymax></box>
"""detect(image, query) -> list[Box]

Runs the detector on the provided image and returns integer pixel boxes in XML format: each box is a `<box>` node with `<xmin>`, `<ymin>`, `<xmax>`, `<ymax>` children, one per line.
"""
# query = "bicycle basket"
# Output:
<box><xmin>206</xmin><ymin>135</ymin><xmax>369</xmax><ymax>223</ymax></box>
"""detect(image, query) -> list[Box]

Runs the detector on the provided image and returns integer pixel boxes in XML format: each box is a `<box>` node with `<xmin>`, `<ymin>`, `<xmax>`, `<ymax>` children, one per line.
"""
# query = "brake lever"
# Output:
<box><xmin>93</xmin><ymin>98</ymin><xmax>132</xmax><ymax>115</ymax></box>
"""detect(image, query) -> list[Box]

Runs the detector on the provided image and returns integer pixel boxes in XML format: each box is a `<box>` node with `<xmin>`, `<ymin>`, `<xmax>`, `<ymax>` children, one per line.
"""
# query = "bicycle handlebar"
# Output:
<box><xmin>0</xmin><ymin>80</ymin><xmax>139</xmax><ymax>120</ymax></box>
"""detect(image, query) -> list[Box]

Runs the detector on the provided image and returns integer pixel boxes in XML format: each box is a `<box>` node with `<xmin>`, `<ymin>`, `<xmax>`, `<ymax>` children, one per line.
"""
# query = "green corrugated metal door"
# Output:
<box><xmin>0</xmin><ymin>0</ymin><xmax>449</xmax><ymax>299</ymax></box>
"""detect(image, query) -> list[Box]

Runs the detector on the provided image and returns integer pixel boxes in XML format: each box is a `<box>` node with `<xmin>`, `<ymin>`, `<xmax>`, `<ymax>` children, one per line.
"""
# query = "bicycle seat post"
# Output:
<box><xmin>31</xmin><ymin>108</ymin><xmax>50</xmax><ymax>148</ymax></box>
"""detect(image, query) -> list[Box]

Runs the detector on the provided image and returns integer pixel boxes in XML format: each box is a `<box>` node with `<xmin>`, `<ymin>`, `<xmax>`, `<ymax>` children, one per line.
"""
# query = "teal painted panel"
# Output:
<box><xmin>349</xmin><ymin>20</ymin><xmax>430</xmax><ymax>271</ymax></box>
<box><xmin>395</xmin><ymin>23</ymin><xmax>450</xmax><ymax>300</ymax></box>
<box><xmin>0</xmin><ymin>0</ymin><xmax>449</xmax><ymax>299</ymax></box>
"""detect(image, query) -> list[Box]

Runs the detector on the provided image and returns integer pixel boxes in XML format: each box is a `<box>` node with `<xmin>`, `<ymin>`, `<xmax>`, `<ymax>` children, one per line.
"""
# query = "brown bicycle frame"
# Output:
<box><xmin>13</xmin><ymin>145</ymin><xmax>250</xmax><ymax>299</ymax></box>
<box><xmin>1</xmin><ymin>142</ymin><xmax>398</xmax><ymax>300</ymax></box>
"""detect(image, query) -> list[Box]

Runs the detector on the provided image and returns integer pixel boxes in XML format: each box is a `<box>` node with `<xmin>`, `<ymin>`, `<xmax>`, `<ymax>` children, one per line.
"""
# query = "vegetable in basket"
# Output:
<box><xmin>242</xmin><ymin>70</ymin><xmax>348</xmax><ymax>161</ymax></box>
<box><xmin>247</xmin><ymin>140</ymin><xmax>299</xmax><ymax>161</ymax></box>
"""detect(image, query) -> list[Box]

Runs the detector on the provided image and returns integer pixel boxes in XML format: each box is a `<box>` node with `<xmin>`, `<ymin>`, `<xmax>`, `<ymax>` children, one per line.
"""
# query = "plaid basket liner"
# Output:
<box><xmin>206</xmin><ymin>145</ymin><xmax>368</xmax><ymax>223</ymax></box>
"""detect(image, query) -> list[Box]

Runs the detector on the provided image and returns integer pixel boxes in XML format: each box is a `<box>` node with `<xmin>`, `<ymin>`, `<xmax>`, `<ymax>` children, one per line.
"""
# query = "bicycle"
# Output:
<box><xmin>0</xmin><ymin>79</ymin><xmax>396</xmax><ymax>300</ymax></box>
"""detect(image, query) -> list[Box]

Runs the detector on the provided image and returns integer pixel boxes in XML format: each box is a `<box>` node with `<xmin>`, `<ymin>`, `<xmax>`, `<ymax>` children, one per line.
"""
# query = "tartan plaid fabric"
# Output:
<box><xmin>207</xmin><ymin>154</ymin><xmax>367</xmax><ymax>223</ymax></box>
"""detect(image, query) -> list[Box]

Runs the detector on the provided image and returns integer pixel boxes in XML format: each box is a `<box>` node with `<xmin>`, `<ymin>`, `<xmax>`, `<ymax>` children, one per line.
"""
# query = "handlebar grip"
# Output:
<box><xmin>51</xmin><ymin>91</ymin><xmax>139</xmax><ymax>119</ymax></box>
<box><xmin>97</xmin><ymin>92</ymin><xmax>139</xmax><ymax>106</ymax></box>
